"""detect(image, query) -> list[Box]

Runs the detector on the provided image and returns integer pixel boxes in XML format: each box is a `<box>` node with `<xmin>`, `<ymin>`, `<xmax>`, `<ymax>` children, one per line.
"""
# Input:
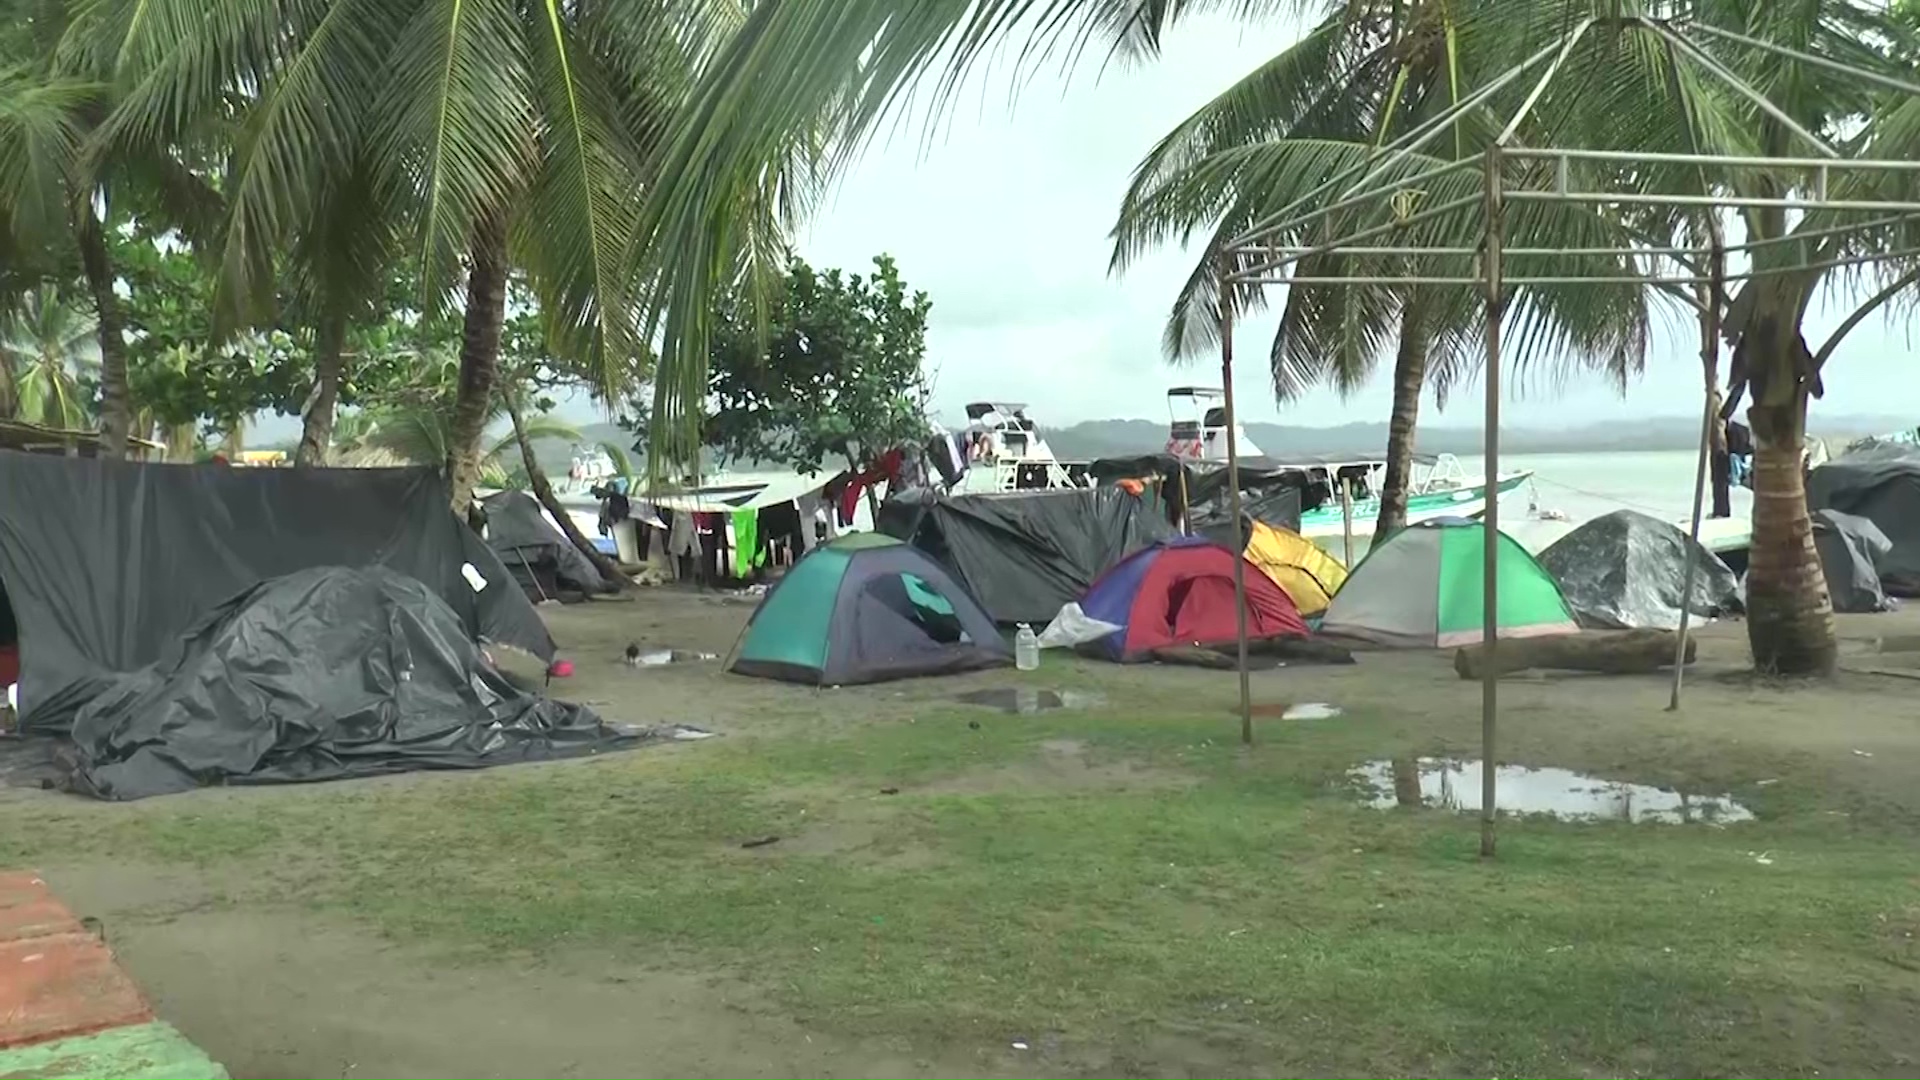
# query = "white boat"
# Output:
<box><xmin>949</xmin><ymin>402</ymin><xmax>1091</xmax><ymax>494</ymax></box>
<box><xmin>1163</xmin><ymin>387</ymin><xmax>1534</xmax><ymax>548</ymax></box>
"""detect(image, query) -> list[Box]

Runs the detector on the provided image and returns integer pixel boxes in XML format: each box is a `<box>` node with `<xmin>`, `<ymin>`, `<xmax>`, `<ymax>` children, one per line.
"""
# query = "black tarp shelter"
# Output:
<box><xmin>1813</xmin><ymin>508</ymin><xmax>1894</xmax><ymax>613</ymax></box>
<box><xmin>878</xmin><ymin>486</ymin><xmax>1171</xmax><ymax>624</ymax></box>
<box><xmin>1806</xmin><ymin>444</ymin><xmax>1920</xmax><ymax>596</ymax></box>
<box><xmin>481</xmin><ymin>490</ymin><xmax>613</xmax><ymax>602</ymax></box>
<box><xmin>63</xmin><ymin>567</ymin><xmax>634</xmax><ymax>800</ymax></box>
<box><xmin>1537</xmin><ymin>510</ymin><xmax>1743</xmax><ymax>630</ymax></box>
<box><xmin>1088</xmin><ymin>454</ymin><xmax>1308</xmax><ymax>533</ymax></box>
<box><xmin>0</xmin><ymin>452</ymin><xmax>554</xmax><ymax>733</ymax></box>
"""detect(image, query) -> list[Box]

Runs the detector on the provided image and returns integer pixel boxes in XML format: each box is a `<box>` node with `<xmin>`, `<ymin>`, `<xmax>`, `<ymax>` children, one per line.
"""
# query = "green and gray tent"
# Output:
<box><xmin>728</xmin><ymin>533</ymin><xmax>1012</xmax><ymax>685</ymax></box>
<box><xmin>1320</xmin><ymin>521</ymin><xmax>1578</xmax><ymax>648</ymax></box>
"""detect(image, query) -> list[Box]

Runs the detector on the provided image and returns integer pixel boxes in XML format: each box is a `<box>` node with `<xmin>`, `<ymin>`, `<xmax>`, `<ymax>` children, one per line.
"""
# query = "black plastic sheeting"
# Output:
<box><xmin>1806</xmin><ymin>444</ymin><xmax>1920</xmax><ymax>596</ymax></box>
<box><xmin>60</xmin><ymin>567</ymin><xmax>637</xmax><ymax>800</ymax></box>
<box><xmin>1089</xmin><ymin>454</ymin><xmax>1308</xmax><ymax>532</ymax></box>
<box><xmin>879</xmin><ymin>487</ymin><xmax>1171</xmax><ymax>624</ymax></box>
<box><xmin>1813</xmin><ymin>508</ymin><xmax>1894</xmax><ymax>613</ymax></box>
<box><xmin>481</xmin><ymin>490</ymin><xmax>614</xmax><ymax>601</ymax></box>
<box><xmin>0</xmin><ymin>453</ymin><xmax>553</xmax><ymax>734</ymax></box>
<box><xmin>1538</xmin><ymin>510</ymin><xmax>1743</xmax><ymax>631</ymax></box>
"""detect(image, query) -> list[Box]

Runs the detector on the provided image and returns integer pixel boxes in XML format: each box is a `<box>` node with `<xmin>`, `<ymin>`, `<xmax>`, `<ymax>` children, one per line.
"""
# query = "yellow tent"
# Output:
<box><xmin>1244</xmin><ymin>521</ymin><xmax>1348</xmax><ymax>617</ymax></box>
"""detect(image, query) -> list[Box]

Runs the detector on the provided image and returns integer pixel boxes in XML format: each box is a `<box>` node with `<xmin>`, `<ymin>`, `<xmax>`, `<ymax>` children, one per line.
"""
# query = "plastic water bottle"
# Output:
<box><xmin>1014</xmin><ymin>624</ymin><xmax>1040</xmax><ymax>671</ymax></box>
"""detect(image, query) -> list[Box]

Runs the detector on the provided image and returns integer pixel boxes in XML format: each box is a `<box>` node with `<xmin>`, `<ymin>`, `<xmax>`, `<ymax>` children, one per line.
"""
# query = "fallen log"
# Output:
<box><xmin>1230</xmin><ymin>635</ymin><xmax>1358</xmax><ymax>665</ymax></box>
<box><xmin>1149</xmin><ymin>645</ymin><xmax>1242</xmax><ymax>670</ymax></box>
<box><xmin>1453</xmin><ymin>629</ymin><xmax>1695</xmax><ymax>680</ymax></box>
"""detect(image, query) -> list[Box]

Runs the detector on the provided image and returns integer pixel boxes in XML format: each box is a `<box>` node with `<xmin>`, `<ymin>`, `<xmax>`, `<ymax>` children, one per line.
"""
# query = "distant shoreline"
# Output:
<box><xmin>1029</xmin><ymin>413</ymin><xmax>1907</xmax><ymax>461</ymax></box>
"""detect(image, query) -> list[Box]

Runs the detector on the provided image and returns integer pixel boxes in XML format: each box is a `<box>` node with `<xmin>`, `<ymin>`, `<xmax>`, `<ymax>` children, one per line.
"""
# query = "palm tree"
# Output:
<box><xmin>1110</xmin><ymin>0</ymin><xmax>1651</xmax><ymax>538</ymax></box>
<box><xmin>358</xmin><ymin>397</ymin><xmax>580</xmax><ymax>490</ymax></box>
<box><xmin>0</xmin><ymin>0</ymin><xmax>223</xmax><ymax>459</ymax></box>
<box><xmin>79</xmin><ymin>0</ymin><xmax>787</xmax><ymax>513</ymax></box>
<box><xmin>0</xmin><ymin>284</ymin><xmax>98</xmax><ymax>428</ymax></box>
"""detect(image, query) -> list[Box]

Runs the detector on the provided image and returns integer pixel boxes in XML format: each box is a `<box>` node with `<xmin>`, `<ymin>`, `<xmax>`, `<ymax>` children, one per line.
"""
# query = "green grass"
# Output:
<box><xmin>7</xmin><ymin>699</ymin><xmax>1918</xmax><ymax>1075</ymax></box>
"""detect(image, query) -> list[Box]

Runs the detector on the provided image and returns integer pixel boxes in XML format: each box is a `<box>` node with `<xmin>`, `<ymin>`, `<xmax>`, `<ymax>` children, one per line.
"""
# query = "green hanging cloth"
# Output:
<box><xmin>732</xmin><ymin>509</ymin><xmax>765</xmax><ymax>578</ymax></box>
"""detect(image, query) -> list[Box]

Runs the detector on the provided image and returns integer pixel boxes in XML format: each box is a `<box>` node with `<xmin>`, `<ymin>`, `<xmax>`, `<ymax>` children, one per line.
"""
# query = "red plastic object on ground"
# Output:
<box><xmin>0</xmin><ymin>872</ymin><xmax>155</xmax><ymax>1050</ymax></box>
<box><xmin>548</xmin><ymin>659</ymin><xmax>574</xmax><ymax>678</ymax></box>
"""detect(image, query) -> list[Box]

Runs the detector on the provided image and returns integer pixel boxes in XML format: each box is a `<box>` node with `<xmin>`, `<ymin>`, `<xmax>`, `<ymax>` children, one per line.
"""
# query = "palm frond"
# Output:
<box><xmin>370</xmin><ymin>0</ymin><xmax>537</xmax><ymax>308</ymax></box>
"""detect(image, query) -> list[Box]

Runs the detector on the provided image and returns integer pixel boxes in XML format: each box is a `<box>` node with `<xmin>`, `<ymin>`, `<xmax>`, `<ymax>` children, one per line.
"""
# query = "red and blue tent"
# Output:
<box><xmin>1078</xmin><ymin>537</ymin><xmax>1309</xmax><ymax>661</ymax></box>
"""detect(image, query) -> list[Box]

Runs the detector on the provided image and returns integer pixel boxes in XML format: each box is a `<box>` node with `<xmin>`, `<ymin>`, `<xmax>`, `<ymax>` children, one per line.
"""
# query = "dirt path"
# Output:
<box><xmin>41</xmin><ymin>852</ymin><xmax>1005</xmax><ymax>1079</ymax></box>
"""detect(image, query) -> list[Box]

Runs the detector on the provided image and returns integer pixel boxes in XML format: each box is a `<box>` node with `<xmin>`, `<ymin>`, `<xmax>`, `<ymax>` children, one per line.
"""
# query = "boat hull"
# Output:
<box><xmin>1299</xmin><ymin>471</ymin><xmax>1534</xmax><ymax>544</ymax></box>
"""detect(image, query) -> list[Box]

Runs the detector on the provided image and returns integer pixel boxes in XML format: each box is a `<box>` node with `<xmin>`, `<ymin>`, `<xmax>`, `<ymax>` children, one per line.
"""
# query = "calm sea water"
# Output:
<box><xmin>1461</xmin><ymin>450</ymin><xmax>1746</xmax><ymax>522</ymax></box>
<box><xmin>1428</xmin><ymin>450</ymin><xmax>1752</xmax><ymax>556</ymax></box>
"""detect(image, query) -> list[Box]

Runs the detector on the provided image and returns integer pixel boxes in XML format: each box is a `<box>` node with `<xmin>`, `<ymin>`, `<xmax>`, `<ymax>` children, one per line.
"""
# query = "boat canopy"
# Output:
<box><xmin>964</xmin><ymin>401</ymin><xmax>1030</xmax><ymax>421</ymax></box>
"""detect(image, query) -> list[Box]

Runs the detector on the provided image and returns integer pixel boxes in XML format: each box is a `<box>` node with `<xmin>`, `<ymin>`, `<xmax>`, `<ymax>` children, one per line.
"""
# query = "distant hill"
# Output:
<box><xmin>1038</xmin><ymin>413</ymin><xmax>1916</xmax><ymax>460</ymax></box>
<box><xmin>517</xmin><ymin>411</ymin><xmax>1915</xmax><ymax>475</ymax></box>
<box><xmin>528</xmin><ymin>421</ymin><xmax>633</xmax><ymax>475</ymax></box>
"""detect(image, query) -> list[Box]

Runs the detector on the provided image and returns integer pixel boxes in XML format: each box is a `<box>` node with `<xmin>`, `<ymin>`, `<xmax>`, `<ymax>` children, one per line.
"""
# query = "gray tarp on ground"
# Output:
<box><xmin>1806</xmin><ymin>444</ymin><xmax>1920</xmax><ymax>596</ymax></box>
<box><xmin>878</xmin><ymin>487</ymin><xmax>1172</xmax><ymax>624</ymax></box>
<box><xmin>1813</xmin><ymin>508</ymin><xmax>1893</xmax><ymax>613</ymax></box>
<box><xmin>482</xmin><ymin>490</ymin><xmax>613</xmax><ymax>600</ymax></box>
<box><xmin>1538</xmin><ymin>510</ymin><xmax>1743</xmax><ymax>630</ymax></box>
<box><xmin>62</xmin><ymin>567</ymin><xmax>636</xmax><ymax>800</ymax></box>
<box><xmin>0</xmin><ymin>452</ymin><xmax>554</xmax><ymax>734</ymax></box>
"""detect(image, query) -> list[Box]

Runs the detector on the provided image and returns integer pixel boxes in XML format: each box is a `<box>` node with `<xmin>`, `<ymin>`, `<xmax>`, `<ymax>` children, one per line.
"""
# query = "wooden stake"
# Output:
<box><xmin>1480</xmin><ymin>147</ymin><xmax>1505</xmax><ymax>860</ymax></box>
<box><xmin>1220</xmin><ymin>273</ymin><xmax>1253</xmax><ymax>745</ymax></box>
<box><xmin>1670</xmin><ymin>246</ymin><xmax>1723</xmax><ymax>711</ymax></box>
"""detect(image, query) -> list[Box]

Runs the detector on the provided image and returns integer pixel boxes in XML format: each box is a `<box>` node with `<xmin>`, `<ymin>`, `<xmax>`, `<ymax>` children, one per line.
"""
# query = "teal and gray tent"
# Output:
<box><xmin>1321</xmin><ymin>521</ymin><xmax>1578</xmax><ymax>647</ymax></box>
<box><xmin>729</xmin><ymin>533</ymin><xmax>1012</xmax><ymax>685</ymax></box>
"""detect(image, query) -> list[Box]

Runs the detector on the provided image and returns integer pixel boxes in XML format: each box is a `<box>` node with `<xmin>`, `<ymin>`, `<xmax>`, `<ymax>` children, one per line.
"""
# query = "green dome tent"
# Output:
<box><xmin>1320</xmin><ymin>521</ymin><xmax>1578</xmax><ymax>647</ymax></box>
<box><xmin>728</xmin><ymin>533</ymin><xmax>1012</xmax><ymax>685</ymax></box>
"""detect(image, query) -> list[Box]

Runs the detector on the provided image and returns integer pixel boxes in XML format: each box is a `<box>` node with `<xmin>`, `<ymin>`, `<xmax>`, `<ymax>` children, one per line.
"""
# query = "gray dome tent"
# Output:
<box><xmin>482</xmin><ymin>490</ymin><xmax>615</xmax><ymax>602</ymax></box>
<box><xmin>1538</xmin><ymin>510</ymin><xmax>1743</xmax><ymax>631</ymax></box>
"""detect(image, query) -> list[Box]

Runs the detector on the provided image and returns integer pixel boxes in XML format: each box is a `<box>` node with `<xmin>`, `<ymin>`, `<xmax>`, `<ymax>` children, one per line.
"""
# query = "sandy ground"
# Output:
<box><xmin>13</xmin><ymin>587</ymin><xmax>1920</xmax><ymax>1078</ymax></box>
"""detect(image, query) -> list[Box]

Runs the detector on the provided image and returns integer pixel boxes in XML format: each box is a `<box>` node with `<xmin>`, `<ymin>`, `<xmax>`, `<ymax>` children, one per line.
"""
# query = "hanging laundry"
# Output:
<box><xmin>731</xmin><ymin>509</ymin><xmax>767</xmax><ymax>578</ymax></box>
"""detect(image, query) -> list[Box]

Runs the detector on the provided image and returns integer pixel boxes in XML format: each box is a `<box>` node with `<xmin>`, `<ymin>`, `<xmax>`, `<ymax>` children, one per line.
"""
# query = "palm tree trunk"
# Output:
<box><xmin>1742</xmin><ymin>330</ymin><xmax>1835</xmax><ymax>675</ymax></box>
<box><xmin>295</xmin><ymin>315</ymin><xmax>348</xmax><ymax>467</ymax></box>
<box><xmin>75</xmin><ymin>212</ymin><xmax>131</xmax><ymax>457</ymax></box>
<box><xmin>446</xmin><ymin>213</ymin><xmax>509</xmax><ymax>521</ymax></box>
<box><xmin>1374</xmin><ymin>307</ymin><xmax>1431</xmax><ymax>538</ymax></box>
<box><xmin>505</xmin><ymin>387</ymin><xmax>626</xmax><ymax>587</ymax></box>
<box><xmin>0</xmin><ymin>350</ymin><xmax>18</xmax><ymax>418</ymax></box>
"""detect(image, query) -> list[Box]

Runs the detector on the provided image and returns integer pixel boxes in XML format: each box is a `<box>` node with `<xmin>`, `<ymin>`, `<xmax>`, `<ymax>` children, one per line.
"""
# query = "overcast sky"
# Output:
<box><xmin>795</xmin><ymin>12</ymin><xmax>1919</xmax><ymax>432</ymax></box>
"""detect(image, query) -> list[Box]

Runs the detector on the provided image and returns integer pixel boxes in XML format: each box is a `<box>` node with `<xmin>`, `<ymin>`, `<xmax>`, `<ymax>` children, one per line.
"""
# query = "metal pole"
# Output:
<box><xmin>1231</xmin><ymin>193</ymin><xmax>1484</xmax><ymax>281</ymax></box>
<box><xmin>1683</xmin><ymin>20</ymin><xmax>1920</xmax><ymax>97</ymax></box>
<box><xmin>1479</xmin><ymin>147</ymin><xmax>1505</xmax><ymax>861</ymax></box>
<box><xmin>1224</xmin><ymin>34</ymin><xmax>1568</xmax><ymax>250</ymax></box>
<box><xmin>1220</xmin><ymin>277</ymin><xmax>1252</xmax><ymax>744</ymax></box>
<box><xmin>1639</xmin><ymin>18</ymin><xmax>1838</xmax><ymax>158</ymax></box>
<box><xmin>1495</xmin><ymin>17</ymin><xmax>1595</xmax><ymax>145</ymax></box>
<box><xmin>1340</xmin><ymin>477</ymin><xmax>1356</xmax><ymax>566</ymax></box>
<box><xmin>1668</xmin><ymin>245</ymin><xmax>1723</xmax><ymax>710</ymax></box>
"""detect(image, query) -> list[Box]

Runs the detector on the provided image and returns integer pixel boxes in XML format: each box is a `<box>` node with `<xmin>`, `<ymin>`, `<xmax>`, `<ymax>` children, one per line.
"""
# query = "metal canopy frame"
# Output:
<box><xmin>1206</xmin><ymin>13</ymin><xmax>1920</xmax><ymax>858</ymax></box>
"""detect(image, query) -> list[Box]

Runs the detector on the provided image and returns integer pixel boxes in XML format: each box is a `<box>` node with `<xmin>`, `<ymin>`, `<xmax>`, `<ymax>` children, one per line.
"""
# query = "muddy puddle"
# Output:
<box><xmin>1351</xmin><ymin>758</ymin><xmax>1753</xmax><ymax>824</ymax></box>
<box><xmin>953</xmin><ymin>689</ymin><xmax>1106</xmax><ymax>715</ymax></box>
